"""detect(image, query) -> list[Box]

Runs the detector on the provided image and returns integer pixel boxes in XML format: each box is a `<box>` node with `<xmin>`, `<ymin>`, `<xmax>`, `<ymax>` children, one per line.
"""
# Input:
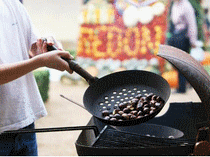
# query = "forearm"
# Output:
<box><xmin>0</xmin><ymin>50</ymin><xmax>73</xmax><ymax>85</ymax></box>
<box><xmin>0</xmin><ymin>57</ymin><xmax>43</xmax><ymax>85</ymax></box>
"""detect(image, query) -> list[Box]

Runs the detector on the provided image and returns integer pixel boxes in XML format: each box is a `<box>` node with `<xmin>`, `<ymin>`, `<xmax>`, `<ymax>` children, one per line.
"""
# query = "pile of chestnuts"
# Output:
<box><xmin>102</xmin><ymin>93</ymin><xmax>165</xmax><ymax>121</ymax></box>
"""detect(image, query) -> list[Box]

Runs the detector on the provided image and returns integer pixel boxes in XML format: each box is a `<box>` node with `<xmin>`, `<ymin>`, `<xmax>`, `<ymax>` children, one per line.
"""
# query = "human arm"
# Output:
<box><xmin>29</xmin><ymin>39</ymin><xmax>48</xmax><ymax>57</ymax></box>
<box><xmin>0</xmin><ymin>50</ymin><xmax>73</xmax><ymax>85</ymax></box>
<box><xmin>30</xmin><ymin>37</ymin><xmax>62</xmax><ymax>57</ymax></box>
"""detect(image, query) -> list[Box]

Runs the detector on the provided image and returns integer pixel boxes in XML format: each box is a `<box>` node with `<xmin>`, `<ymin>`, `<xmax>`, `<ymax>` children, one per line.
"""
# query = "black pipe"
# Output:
<box><xmin>4</xmin><ymin>126</ymin><xmax>100</xmax><ymax>137</ymax></box>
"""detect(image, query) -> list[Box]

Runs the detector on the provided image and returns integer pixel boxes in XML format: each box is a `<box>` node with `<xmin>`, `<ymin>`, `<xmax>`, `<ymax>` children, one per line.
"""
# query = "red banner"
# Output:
<box><xmin>77</xmin><ymin>2</ymin><xmax>169</xmax><ymax>72</ymax></box>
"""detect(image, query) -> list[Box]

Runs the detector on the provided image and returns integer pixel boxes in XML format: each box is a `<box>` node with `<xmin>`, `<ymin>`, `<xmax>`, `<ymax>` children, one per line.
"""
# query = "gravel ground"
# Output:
<box><xmin>35</xmin><ymin>81</ymin><xmax>201</xmax><ymax>156</ymax></box>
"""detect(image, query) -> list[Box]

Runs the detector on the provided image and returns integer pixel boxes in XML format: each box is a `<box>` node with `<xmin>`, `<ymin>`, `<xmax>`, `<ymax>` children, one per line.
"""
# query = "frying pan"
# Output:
<box><xmin>47</xmin><ymin>44</ymin><xmax>171</xmax><ymax>126</ymax></box>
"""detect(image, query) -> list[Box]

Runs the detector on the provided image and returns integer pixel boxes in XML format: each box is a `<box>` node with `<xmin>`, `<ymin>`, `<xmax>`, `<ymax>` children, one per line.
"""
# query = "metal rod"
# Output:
<box><xmin>4</xmin><ymin>126</ymin><xmax>100</xmax><ymax>137</ymax></box>
<box><xmin>60</xmin><ymin>94</ymin><xmax>87</xmax><ymax>110</ymax></box>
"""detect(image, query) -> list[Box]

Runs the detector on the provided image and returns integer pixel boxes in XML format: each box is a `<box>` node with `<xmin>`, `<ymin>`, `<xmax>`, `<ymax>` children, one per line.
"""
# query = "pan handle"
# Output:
<box><xmin>44</xmin><ymin>39</ymin><xmax>98</xmax><ymax>85</ymax></box>
<box><xmin>4</xmin><ymin>125</ymin><xmax>100</xmax><ymax>137</ymax></box>
<box><xmin>64</xmin><ymin>59</ymin><xmax>98</xmax><ymax>85</ymax></box>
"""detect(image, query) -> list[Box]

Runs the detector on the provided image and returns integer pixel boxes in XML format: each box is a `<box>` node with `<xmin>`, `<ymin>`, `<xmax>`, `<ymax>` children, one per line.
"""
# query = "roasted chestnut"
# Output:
<box><xmin>130</xmin><ymin>110</ymin><xmax>138</xmax><ymax>115</ymax></box>
<box><xmin>104</xmin><ymin>116</ymin><xmax>110</xmax><ymax>120</ymax></box>
<box><xmin>150</xmin><ymin>107</ymin><xmax>156</xmax><ymax>111</ymax></box>
<box><xmin>135</xmin><ymin>94</ymin><xmax>142</xmax><ymax>99</ymax></box>
<box><xmin>102</xmin><ymin>110</ymin><xmax>110</xmax><ymax>117</ymax></box>
<box><xmin>137</xmin><ymin>115</ymin><xmax>143</xmax><ymax>119</ymax></box>
<box><xmin>130</xmin><ymin>115</ymin><xmax>137</xmax><ymax>120</ymax></box>
<box><xmin>144</xmin><ymin>103</ymin><xmax>150</xmax><ymax>108</ymax></box>
<box><xmin>122</xmin><ymin>113</ymin><xmax>129</xmax><ymax>120</ymax></box>
<box><xmin>152</xmin><ymin>95</ymin><xmax>157</xmax><ymax>100</ymax></box>
<box><xmin>143</xmin><ymin>107</ymin><xmax>150</xmax><ymax>114</ymax></box>
<box><xmin>147</xmin><ymin>93</ymin><xmax>154</xmax><ymax>100</ymax></box>
<box><xmin>136</xmin><ymin>102</ymin><xmax>143</xmax><ymax>110</ymax></box>
<box><xmin>109</xmin><ymin>114</ymin><xmax>114</xmax><ymax>118</ymax></box>
<box><xmin>119</xmin><ymin>102</ymin><xmax>128</xmax><ymax>109</ymax></box>
<box><xmin>110</xmin><ymin>118</ymin><xmax>117</xmax><ymax>121</ymax></box>
<box><xmin>114</xmin><ymin>113</ymin><xmax>122</xmax><ymax>119</ymax></box>
<box><xmin>150</xmin><ymin>100</ymin><xmax>156</xmax><ymax>106</ymax></box>
<box><xmin>130</xmin><ymin>98</ymin><xmax>139</xmax><ymax>106</ymax></box>
<box><xmin>155</xmin><ymin>102</ymin><xmax>161</xmax><ymax>108</ymax></box>
<box><xmin>149</xmin><ymin>110</ymin><xmax>154</xmax><ymax>114</ymax></box>
<box><xmin>113</xmin><ymin>109</ymin><xmax>120</xmax><ymax>115</ymax></box>
<box><xmin>123</xmin><ymin>108</ymin><xmax>130</xmax><ymax>113</ymax></box>
<box><xmin>137</xmin><ymin>111</ymin><xmax>143</xmax><ymax>116</ymax></box>
<box><xmin>118</xmin><ymin>111</ymin><xmax>124</xmax><ymax>115</ymax></box>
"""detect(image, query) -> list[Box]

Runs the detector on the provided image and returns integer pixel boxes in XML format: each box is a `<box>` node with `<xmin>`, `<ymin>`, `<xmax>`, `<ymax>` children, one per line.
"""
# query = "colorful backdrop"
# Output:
<box><xmin>76</xmin><ymin>0</ymin><xmax>169</xmax><ymax>75</ymax></box>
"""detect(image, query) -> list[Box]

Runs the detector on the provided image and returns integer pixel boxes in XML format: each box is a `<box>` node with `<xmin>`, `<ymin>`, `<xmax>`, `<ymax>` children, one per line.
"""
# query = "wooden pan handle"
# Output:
<box><xmin>43</xmin><ymin>39</ymin><xmax>98</xmax><ymax>85</ymax></box>
<box><xmin>65</xmin><ymin>59</ymin><xmax>98</xmax><ymax>85</ymax></box>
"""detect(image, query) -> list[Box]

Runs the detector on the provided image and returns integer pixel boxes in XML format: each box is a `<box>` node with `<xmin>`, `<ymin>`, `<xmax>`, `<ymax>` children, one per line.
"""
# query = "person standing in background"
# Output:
<box><xmin>167</xmin><ymin>0</ymin><xmax>198</xmax><ymax>93</ymax></box>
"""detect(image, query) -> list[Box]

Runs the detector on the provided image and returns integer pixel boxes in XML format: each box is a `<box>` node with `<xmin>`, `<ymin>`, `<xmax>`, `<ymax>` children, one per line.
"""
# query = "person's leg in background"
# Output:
<box><xmin>177</xmin><ymin>71</ymin><xmax>187</xmax><ymax>93</ymax></box>
<box><xmin>173</xmin><ymin>34</ymin><xmax>190</xmax><ymax>93</ymax></box>
<box><xmin>177</xmin><ymin>37</ymin><xmax>190</xmax><ymax>93</ymax></box>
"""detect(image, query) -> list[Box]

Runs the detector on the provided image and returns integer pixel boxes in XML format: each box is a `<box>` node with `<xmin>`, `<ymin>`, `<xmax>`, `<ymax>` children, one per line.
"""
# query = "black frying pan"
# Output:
<box><xmin>47</xmin><ymin>44</ymin><xmax>171</xmax><ymax>126</ymax></box>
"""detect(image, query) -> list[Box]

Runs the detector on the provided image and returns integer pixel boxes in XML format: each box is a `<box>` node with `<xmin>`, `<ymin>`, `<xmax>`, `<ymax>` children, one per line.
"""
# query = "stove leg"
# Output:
<box><xmin>191</xmin><ymin>122</ymin><xmax>210</xmax><ymax>156</ymax></box>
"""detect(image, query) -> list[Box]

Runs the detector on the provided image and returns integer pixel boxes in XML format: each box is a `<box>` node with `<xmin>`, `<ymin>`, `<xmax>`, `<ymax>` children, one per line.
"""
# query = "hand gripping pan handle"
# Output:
<box><xmin>45</xmin><ymin>41</ymin><xmax>98</xmax><ymax>85</ymax></box>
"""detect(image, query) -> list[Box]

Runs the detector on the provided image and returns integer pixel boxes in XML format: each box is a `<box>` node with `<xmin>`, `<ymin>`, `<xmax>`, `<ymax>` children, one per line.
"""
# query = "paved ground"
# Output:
<box><xmin>35</xmin><ymin>81</ymin><xmax>201</xmax><ymax>156</ymax></box>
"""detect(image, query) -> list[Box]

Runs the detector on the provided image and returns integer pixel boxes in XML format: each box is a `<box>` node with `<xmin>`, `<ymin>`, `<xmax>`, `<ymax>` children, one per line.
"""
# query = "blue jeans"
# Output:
<box><xmin>0</xmin><ymin>123</ymin><xmax>38</xmax><ymax>156</ymax></box>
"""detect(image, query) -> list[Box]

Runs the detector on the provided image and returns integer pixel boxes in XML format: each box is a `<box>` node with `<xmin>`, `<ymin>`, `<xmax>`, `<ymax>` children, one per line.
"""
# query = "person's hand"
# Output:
<box><xmin>45</xmin><ymin>36</ymin><xmax>63</xmax><ymax>50</ymax></box>
<box><xmin>30</xmin><ymin>37</ymin><xmax>62</xmax><ymax>57</ymax></box>
<box><xmin>34</xmin><ymin>50</ymin><xmax>74</xmax><ymax>74</ymax></box>
<box><xmin>30</xmin><ymin>39</ymin><xmax>48</xmax><ymax>57</ymax></box>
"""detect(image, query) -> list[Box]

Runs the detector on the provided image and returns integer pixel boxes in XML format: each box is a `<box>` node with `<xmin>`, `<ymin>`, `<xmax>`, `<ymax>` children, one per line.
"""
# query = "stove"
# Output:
<box><xmin>75</xmin><ymin>102</ymin><xmax>208</xmax><ymax>156</ymax></box>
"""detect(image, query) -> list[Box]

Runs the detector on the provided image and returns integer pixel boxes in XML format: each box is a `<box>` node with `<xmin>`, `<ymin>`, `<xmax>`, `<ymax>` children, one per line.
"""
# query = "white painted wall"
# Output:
<box><xmin>23</xmin><ymin>0</ymin><xmax>83</xmax><ymax>42</ymax></box>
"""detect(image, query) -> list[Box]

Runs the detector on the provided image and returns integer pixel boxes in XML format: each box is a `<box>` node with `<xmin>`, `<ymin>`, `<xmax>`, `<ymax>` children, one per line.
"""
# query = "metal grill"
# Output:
<box><xmin>92</xmin><ymin>127</ymin><xmax>195</xmax><ymax>148</ymax></box>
